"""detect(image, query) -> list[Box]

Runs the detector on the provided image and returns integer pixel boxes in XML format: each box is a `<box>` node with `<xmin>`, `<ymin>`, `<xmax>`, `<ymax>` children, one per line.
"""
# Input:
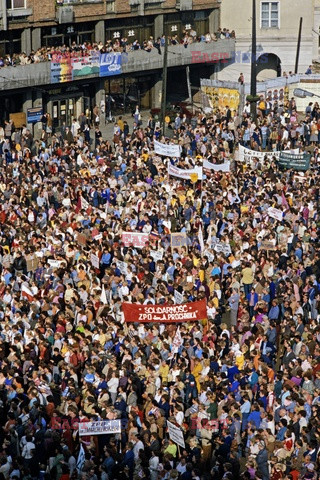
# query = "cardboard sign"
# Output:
<box><xmin>90</xmin><ymin>253</ymin><xmax>100</xmax><ymax>269</ymax></box>
<box><xmin>267</xmin><ymin>207</ymin><xmax>283</xmax><ymax>222</ymax></box>
<box><xmin>116</xmin><ymin>260</ymin><xmax>128</xmax><ymax>275</ymax></box>
<box><xmin>167</xmin><ymin>420</ymin><xmax>185</xmax><ymax>448</ymax></box>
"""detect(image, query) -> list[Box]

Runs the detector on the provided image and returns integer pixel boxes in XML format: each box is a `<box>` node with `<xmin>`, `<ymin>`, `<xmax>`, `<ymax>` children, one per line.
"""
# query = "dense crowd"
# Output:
<box><xmin>0</xmin><ymin>29</ymin><xmax>234</xmax><ymax>67</ymax></box>
<box><xmin>0</xmin><ymin>88</ymin><xmax>318</xmax><ymax>480</ymax></box>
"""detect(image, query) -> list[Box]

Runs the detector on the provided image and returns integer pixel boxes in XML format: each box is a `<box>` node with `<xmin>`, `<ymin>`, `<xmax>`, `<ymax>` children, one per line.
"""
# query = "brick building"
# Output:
<box><xmin>0</xmin><ymin>0</ymin><xmax>235</xmax><ymax>129</ymax></box>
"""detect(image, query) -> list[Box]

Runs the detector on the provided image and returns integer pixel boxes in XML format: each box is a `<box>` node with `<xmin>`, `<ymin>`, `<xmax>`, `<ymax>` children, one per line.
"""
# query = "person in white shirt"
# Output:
<box><xmin>149</xmin><ymin>451</ymin><xmax>159</xmax><ymax>480</ymax></box>
<box><xmin>107</xmin><ymin>371</ymin><xmax>119</xmax><ymax>404</ymax></box>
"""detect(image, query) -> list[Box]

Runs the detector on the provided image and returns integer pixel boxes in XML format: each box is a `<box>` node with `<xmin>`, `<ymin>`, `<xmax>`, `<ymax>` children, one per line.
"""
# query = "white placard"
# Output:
<box><xmin>116</xmin><ymin>260</ymin><xmax>128</xmax><ymax>275</ymax></box>
<box><xmin>90</xmin><ymin>253</ymin><xmax>100</xmax><ymax>269</ymax></box>
<box><xmin>174</xmin><ymin>290</ymin><xmax>184</xmax><ymax>305</ymax></box>
<box><xmin>48</xmin><ymin>259</ymin><xmax>61</xmax><ymax>268</ymax></box>
<box><xmin>167</xmin><ymin>420</ymin><xmax>185</xmax><ymax>448</ymax></box>
<box><xmin>267</xmin><ymin>207</ymin><xmax>283</xmax><ymax>222</ymax></box>
<box><xmin>150</xmin><ymin>250</ymin><xmax>163</xmax><ymax>262</ymax></box>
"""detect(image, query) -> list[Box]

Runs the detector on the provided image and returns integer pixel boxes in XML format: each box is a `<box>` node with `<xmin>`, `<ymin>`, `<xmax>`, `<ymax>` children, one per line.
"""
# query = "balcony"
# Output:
<box><xmin>0</xmin><ymin>39</ymin><xmax>235</xmax><ymax>92</ymax></box>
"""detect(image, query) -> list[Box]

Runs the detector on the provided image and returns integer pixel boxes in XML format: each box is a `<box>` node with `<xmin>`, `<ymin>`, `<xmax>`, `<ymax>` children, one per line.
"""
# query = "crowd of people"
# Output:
<box><xmin>0</xmin><ymin>28</ymin><xmax>234</xmax><ymax>68</ymax></box>
<box><xmin>0</xmin><ymin>84</ymin><xmax>318</xmax><ymax>480</ymax></box>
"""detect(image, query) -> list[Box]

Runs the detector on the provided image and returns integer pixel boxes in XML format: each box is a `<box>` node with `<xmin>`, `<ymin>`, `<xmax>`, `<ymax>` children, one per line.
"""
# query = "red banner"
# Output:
<box><xmin>122</xmin><ymin>299</ymin><xmax>207</xmax><ymax>323</ymax></box>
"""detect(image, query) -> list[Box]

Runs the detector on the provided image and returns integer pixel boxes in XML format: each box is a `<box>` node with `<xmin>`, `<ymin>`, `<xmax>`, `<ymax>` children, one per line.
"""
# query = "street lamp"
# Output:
<box><xmin>250</xmin><ymin>0</ymin><xmax>257</xmax><ymax>122</ymax></box>
<box><xmin>293</xmin><ymin>88</ymin><xmax>320</xmax><ymax>99</ymax></box>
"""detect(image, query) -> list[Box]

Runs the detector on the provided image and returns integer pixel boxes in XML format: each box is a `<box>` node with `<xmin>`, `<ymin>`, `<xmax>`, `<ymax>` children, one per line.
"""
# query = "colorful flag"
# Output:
<box><xmin>21</xmin><ymin>284</ymin><xmax>34</xmax><ymax>302</ymax></box>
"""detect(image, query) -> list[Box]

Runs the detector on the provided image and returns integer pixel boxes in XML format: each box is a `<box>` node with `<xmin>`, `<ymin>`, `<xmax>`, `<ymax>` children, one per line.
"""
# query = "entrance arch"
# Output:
<box><xmin>256</xmin><ymin>53</ymin><xmax>281</xmax><ymax>80</ymax></box>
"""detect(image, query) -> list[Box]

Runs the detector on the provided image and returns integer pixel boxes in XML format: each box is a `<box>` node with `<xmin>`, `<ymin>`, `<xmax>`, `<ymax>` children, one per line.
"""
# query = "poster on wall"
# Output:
<box><xmin>201</xmin><ymin>86</ymin><xmax>240</xmax><ymax>111</ymax></box>
<box><xmin>100</xmin><ymin>53</ymin><xmax>122</xmax><ymax>77</ymax></box>
<box><xmin>72</xmin><ymin>53</ymin><xmax>100</xmax><ymax>78</ymax></box>
<box><xmin>51</xmin><ymin>57</ymin><xmax>73</xmax><ymax>84</ymax></box>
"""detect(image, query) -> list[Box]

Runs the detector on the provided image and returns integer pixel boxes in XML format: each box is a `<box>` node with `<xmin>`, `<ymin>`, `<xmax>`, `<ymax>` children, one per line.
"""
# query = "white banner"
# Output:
<box><xmin>237</xmin><ymin>145</ymin><xmax>299</xmax><ymax>164</ymax></box>
<box><xmin>212</xmin><ymin>238</ymin><xmax>232</xmax><ymax>256</ymax></box>
<box><xmin>90</xmin><ymin>253</ymin><xmax>100</xmax><ymax>269</ymax></box>
<box><xmin>203</xmin><ymin>159</ymin><xmax>230</xmax><ymax>172</ymax></box>
<box><xmin>168</xmin><ymin>163</ymin><xmax>203</xmax><ymax>181</ymax></box>
<box><xmin>79</xmin><ymin>419</ymin><xmax>121</xmax><ymax>436</ymax></box>
<box><xmin>174</xmin><ymin>290</ymin><xmax>184</xmax><ymax>305</ymax></box>
<box><xmin>238</xmin><ymin>145</ymin><xmax>280</xmax><ymax>163</ymax></box>
<box><xmin>267</xmin><ymin>207</ymin><xmax>283</xmax><ymax>222</ymax></box>
<box><xmin>167</xmin><ymin>420</ymin><xmax>185</xmax><ymax>448</ymax></box>
<box><xmin>154</xmin><ymin>140</ymin><xmax>181</xmax><ymax>158</ymax></box>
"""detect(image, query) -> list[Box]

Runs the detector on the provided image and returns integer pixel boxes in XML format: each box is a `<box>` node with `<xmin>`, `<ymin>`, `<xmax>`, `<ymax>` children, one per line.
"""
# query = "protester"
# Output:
<box><xmin>0</xmin><ymin>91</ymin><xmax>317</xmax><ymax>480</ymax></box>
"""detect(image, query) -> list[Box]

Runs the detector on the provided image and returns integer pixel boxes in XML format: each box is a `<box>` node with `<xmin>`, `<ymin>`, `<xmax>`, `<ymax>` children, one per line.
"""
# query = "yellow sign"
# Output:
<box><xmin>202</xmin><ymin>86</ymin><xmax>240</xmax><ymax>112</ymax></box>
<box><xmin>165</xmin><ymin>116</ymin><xmax>170</xmax><ymax>124</ymax></box>
<box><xmin>9</xmin><ymin>112</ymin><xmax>26</xmax><ymax>129</ymax></box>
<box><xmin>190</xmin><ymin>173</ymin><xmax>198</xmax><ymax>183</ymax></box>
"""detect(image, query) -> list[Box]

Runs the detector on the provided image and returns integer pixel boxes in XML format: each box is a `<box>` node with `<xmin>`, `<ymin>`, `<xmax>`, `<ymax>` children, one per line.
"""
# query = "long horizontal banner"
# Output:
<box><xmin>168</xmin><ymin>163</ymin><xmax>203</xmax><ymax>181</ymax></box>
<box><xmin>51</xmin><ymin>52</ymin><xmax>122</xmax><ymax>83</ymax></box>
<box><xmin>203</xmin><ymin>159</ymin><xmax>230</xmax><ymax>172</ymax></box>
<box><xmin>79</xmin><ymin>419</ymin><xmax>121</xmax><ymax>436</ymax></box>
<box><xmin>238</xmin><ymin>145</ymin><xmax>280</xmax><ymax>163</ymax></box>
<box><xmin>237</xmin><ymin>145</ymin><xmax>300</xmax><ymax>164</ymax></box>
<box><xmin>278</xmin><ymin>151</ymin><xmax>310</xmax><ymax>171</ymax></box>
<box><xmin>154</xmin><ymin>140</ymin><xmax>181</xmax><ymax>158</ymax></box>
<box><xmin>122</xmin><ymin>299</ymin><xmax>207</xmax><ymax>323</ymax></box>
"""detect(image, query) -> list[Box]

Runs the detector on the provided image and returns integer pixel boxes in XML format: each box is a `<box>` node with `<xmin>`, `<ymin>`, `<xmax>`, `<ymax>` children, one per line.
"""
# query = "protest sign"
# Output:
<box><xmin>79</xmin><ymin>419</ymin><xmax>121</xmax><ymax>436</ymax></box>
<box><xmin>171</xmin><ymin>233</ymin><xmax>188</xmax><ymax>249</ymax></box>
<box><xmin>48</xmin><ymin>259</ymin><xmax>61</xmax><ymax>269</ymax></box>
<box><xmin>154</xmin><ymin>140</ymin><xmax>181</xmax><ymax>158</ymax></box>
<box><xmin>174</xmin><ymin>290</ymin><xmax>184</xmax><ymax>305</ymax></box>
<box><xmin>90</xmin><ymin>253</ymin><xmax>100</xmax><ymax>269</ymax></box>
<box><xmin>212</xmin><ymin>239</ymin><xmax>232</xmax><ymax>256</ymax></box>
<box><xmin>122</xmin><ymin>299</ymin><xmax>207</xmax><ymax>323</ymax></box>
<box><xmin>260</xmin><ymin>240</ymin><xmax>276</xmax><ymax>250</ymax></box>
<box><xmin>203</xmin><ymin>159</ymin><xmax>230</xmax><ymax>172</ymax></box>
<box><xmin>167</xmin><ymin>420</ymin><xmax>185</xmax><ymax>448</ymax></box>
<box><xmin>150</xmin><ymin>250</ymin><xmax>163</xmax><ymax>262</ymax></box>
<box><xmin>278</xmin><ymin>151</ymin><xmax>310</xmax><ymax>171</ymax></box>
<box><xmin>203</xmin><ymin>249</ymin><xmax>215</xmax><ymax>263</ymax></box>
<box><xmin>116</xmin><ymin>260</ymin><xmax>128</xmax><ymax>275</ymax></box>
<box><xmin>122</xmin><ymin>232</ymin><xmax>149</xmax><ymax>248</ymax></box>
<box><xmin>267</xmin><ymin>207</ymin><xmax>283</xmax><ymax>222</ymax></box>
<box><xmin>168</xmin><ymin>163</ymin><xmax>203</xmax><ymax>181</ymax></box>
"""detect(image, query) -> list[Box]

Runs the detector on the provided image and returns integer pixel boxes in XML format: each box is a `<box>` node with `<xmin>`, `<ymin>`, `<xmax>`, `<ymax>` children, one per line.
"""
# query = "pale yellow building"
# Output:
<box><xmin>219</xmin><ymin>0</ymin><xmax>315</xmax><ymax>81</ymax></box>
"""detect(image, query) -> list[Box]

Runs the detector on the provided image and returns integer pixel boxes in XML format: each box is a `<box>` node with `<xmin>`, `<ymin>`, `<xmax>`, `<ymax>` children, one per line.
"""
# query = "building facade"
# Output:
<box><xmin>0</xmin><ymin>0</ymin><xmax>236</xmax><ymax>129</ymax></box>
<box><xmin>219</xmin><ymin>0</ymin><xmax>315</xmax><ymax>82</ymax></box>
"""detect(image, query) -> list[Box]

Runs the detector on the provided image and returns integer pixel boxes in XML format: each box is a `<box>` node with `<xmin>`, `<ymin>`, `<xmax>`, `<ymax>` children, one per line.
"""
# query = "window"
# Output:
<box><xmin>7</xmin><ymin>0</ymin><xmax>26</xmax><ymax>8</ymax></box>
<box><xmin>261</xmin><ymin>2</ymin><xmax>279</xmax><ymax>29</ymax></box>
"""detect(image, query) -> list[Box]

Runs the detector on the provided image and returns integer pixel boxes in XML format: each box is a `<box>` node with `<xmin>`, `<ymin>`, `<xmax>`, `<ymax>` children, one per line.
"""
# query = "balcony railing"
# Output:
<box><xmin>0</xmin><ymin>39</ymin><xmax>235</xmax><ymax>92</ymax></box>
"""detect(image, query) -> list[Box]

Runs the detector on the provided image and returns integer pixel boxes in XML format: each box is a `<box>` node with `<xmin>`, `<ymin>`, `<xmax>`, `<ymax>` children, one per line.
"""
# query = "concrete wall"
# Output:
<box><xmin>0</xmin><ymin>39</ymin><xmax>235</xmax><ymax>92</ymax></box>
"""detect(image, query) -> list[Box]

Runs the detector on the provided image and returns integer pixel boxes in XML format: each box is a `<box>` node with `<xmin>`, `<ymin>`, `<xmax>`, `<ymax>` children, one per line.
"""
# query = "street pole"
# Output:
<box><xmin>161</xmin><ymin>34</ymin><xmax>168</xmax><ymax>137</ymax></box>
<box><xmin>250</xmin><ymin>0</ymin><xmax>257</xmax><ymax>123</ymax></box>
<box><xmin>295</xmin><ymin>17</ymin><xmax>303</xmax><ymax>74</ymax></box>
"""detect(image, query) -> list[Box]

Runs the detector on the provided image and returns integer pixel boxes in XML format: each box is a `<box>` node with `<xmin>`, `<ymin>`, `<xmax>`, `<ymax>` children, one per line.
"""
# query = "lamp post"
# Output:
<box><xmin>250</xmin><ymin>0</ymin><xmax>257</xmax><ymax>122</ymax></box>
<box><xmin>161</xmin><ymin>34</ymin><xmax>168</xmax><ymax>137</ymax></box>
